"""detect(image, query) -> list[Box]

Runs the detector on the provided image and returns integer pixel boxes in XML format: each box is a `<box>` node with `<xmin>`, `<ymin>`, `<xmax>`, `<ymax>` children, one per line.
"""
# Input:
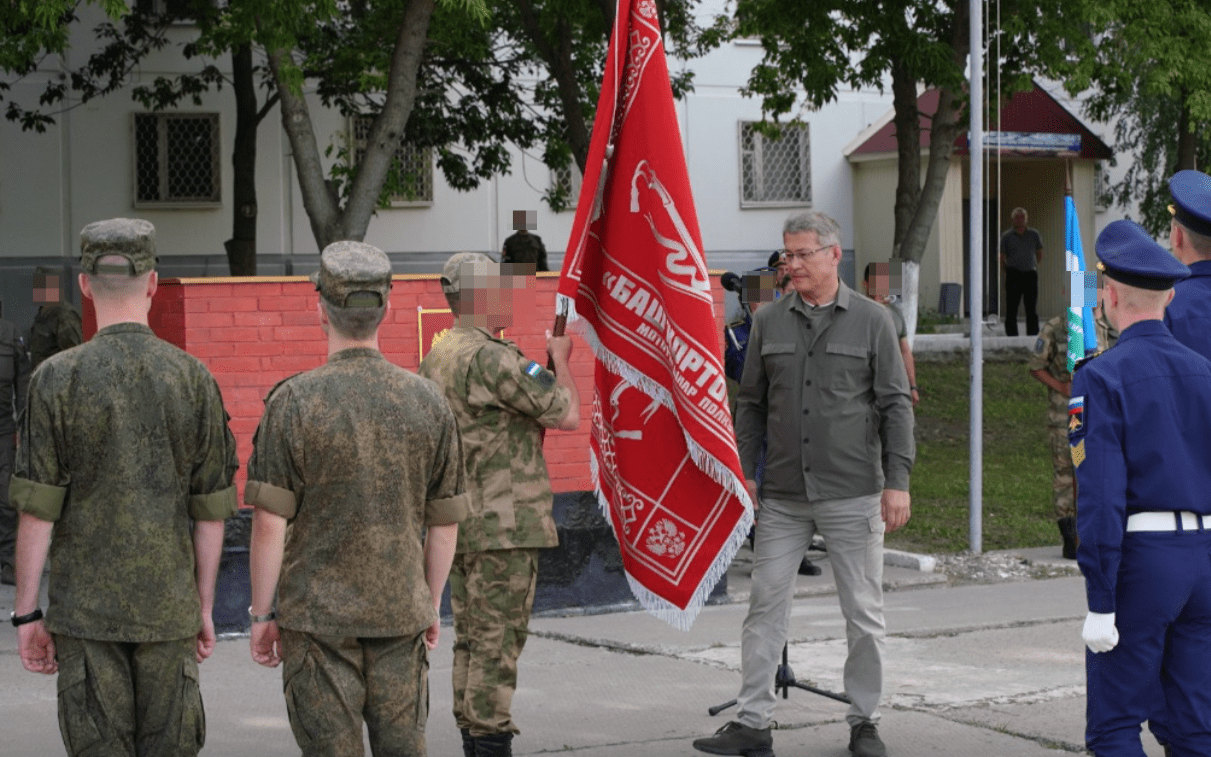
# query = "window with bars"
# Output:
<box><xmin>351</xmin><ymin>116</ymin><xmax>433</xmax><ymax>206</ymax></box>
<box><xmin>549</xmin><ymin>162</ymin><xmax>583</xmax><ymax>211</ymax></box>
<box><xmin>133</xmin><ymin>113</ymin><xmax>221</xmax><ymax>206</ymax></box>
<box><xmin>1094</xmin><ymin>161</ymin><xmax>1112</xmax><ymax>212</ymax></box>
<box><xmin>738</xmin><ymin>121</ymin><xmax>811</xmax><ymax>208</ymax></box>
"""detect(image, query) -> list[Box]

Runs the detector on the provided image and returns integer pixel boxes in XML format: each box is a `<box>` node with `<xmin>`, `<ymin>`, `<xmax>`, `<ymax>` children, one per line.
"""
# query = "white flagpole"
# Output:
<box><xmin>968</xmin><ymin>0</ymin><xmax>984</xmax><ymax>554</ymax></box>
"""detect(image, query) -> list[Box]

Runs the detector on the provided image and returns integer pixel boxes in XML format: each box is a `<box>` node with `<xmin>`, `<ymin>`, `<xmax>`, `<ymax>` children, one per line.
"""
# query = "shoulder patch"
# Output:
<box><xmin>1034</xmin><ymin>337</ymin><xmax>1045</xmax><ymax>354</ymax></box>
<box><xmin>1070</xmin><ymin>439</ymin><xmax>1086</xmax><ymax>468</ymax></box>
<box><xmin>1068</xmin><ymin>395</ymin><xmax>1085</xmax><ymax>436</ymax></box>
<box><xmin>524</xmin><ymin>361</ymin><xmax>556</xmax><ymax>388</ymax></box>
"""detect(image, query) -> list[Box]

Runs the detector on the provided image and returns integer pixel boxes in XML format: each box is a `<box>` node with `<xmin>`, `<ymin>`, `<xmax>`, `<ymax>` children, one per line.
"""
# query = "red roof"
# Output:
<box><xmin>849</xmin><ymin>82</ymin><xmax>1112</xmax><ymax>160</ymax></box>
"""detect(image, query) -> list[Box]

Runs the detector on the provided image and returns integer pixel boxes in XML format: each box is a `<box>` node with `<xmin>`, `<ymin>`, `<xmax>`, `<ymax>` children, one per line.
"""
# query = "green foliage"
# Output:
<box><xmin>1056</xmin><ymin>0</ymin><xmax>1211</xmax><ymax>236</ymax></box>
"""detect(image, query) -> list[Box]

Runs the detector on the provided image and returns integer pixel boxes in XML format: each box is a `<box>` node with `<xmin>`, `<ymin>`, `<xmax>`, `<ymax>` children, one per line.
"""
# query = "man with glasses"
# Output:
<box><xmin>693</xmin><ymin>211</ymin><xmax>914</xmax><ymax>757</ymax></box>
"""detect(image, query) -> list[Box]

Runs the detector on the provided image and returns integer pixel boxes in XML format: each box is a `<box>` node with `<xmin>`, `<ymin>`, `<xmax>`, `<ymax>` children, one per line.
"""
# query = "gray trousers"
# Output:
<box><xmin>736</xmin><ymin>493</ymin><xmax>886</xmax><ymax>729</ymax></box>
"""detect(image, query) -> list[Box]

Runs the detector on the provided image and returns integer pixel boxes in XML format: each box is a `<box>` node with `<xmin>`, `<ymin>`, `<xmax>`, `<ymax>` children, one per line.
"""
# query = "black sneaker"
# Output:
<box><xmin>692</xmin><ymin>721</ymin><xmax>774</xmax><ymax>756</ymax></box>
<box><xmin>849</xmin><ymin>722</ymin><xmax>886</xmax><ymax>757</ymax></box>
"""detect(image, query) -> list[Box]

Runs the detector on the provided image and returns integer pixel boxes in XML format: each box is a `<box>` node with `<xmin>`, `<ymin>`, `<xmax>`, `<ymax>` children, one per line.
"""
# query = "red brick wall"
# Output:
<box><xmin>84</xmin><ymin>274</ymin><xmax>730</xmax><ymax>497</ymax></box>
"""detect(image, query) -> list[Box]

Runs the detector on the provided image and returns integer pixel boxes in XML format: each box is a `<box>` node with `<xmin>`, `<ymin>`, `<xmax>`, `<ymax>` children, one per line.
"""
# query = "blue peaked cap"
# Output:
<box><xmin>1169</xmin><ymin>170</ymin><xmax>1211</xmax><ymax>237</ymax></box>
<box><xmin>1095</xmin><ymin>220</ymin><xmax>1189</xmax><ymax>291</ymax></box>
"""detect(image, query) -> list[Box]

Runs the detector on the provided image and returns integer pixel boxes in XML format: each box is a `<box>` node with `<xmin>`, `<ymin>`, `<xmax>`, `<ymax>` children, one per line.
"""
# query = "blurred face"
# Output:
<box><xmin>33</xmin><ymin>273</ymin><xmax>62</xmax><ymax>303</ymax></box>
<box><xmin>781</xmin><ymin>230</ymin><xmax>841</xmax><ymax>303</ymax></box>
<box><xmin>1012</xmin><ymin>211</ymin><xmax>1027</xmax><ymax>233</ymax></box>
<box><xmin>458</xmin><ymin>263</ymin><xmax>536</xmax><ymax>332</ymax></box>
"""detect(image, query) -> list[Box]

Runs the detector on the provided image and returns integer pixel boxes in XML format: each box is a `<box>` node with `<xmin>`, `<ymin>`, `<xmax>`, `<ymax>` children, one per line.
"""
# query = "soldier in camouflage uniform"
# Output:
<box><xmin>501</xmin><ymin>210</ymin><xmax>548</xmax><ymax>272</ymax></box>
<box><xmin>0</xmin><ymin>311</ymin><xmax>31</xmax><ymax>585</ymax></box>
<box><xmin>419</xmin><ymin>252</ymin><xmax>581</xmax><ymax>757</ymax></box>
<box><xmin>1028</xmin><ymin>304</ymin><xmax>1117</xmax><ymax>559</ymax></box>
<box><xmin>247</xmin><ymin>241</ymin><xmax>469</xmax><ymax>757</ymax></box>
<box><xmin>10</xmin><ymin>218</ymin><xmax>238</xmax><ymax>757</ymax></box>
<box><xmin>28</xmin><ymin>268</ymin><xmax>83</xmax><ymax>371</ymax></box>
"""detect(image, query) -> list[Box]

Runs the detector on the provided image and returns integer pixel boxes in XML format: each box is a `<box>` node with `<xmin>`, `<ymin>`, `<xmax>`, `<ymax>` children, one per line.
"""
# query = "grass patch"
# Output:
<box><xmin>886</xmin><ymin>360</ymin><xmax>1058</xmax><ymax>554</ymax></box>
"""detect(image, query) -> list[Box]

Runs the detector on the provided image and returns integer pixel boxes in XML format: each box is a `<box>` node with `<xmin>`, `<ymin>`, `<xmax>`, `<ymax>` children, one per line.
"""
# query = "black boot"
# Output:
<box><xmin>475</xmin><ymin>732</ymin><xmax>513</xmax><ymax>757</ymax></box>
<box><xmin>460</xmin><ymin>729</ymin><xmax>476</xmax><ymax>757</ymax></box>
<box><xmin>1058</xmin><ymin>517</ymin><xmax>1078</xmax><ymax>560</ymax></box>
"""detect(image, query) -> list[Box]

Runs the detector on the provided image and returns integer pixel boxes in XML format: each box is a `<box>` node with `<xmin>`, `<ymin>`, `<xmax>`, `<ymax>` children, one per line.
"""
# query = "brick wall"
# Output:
<box><xmin>83</xmin><ymin>274</ymin><xmax>730</xmax><ymax>498</ymax></box>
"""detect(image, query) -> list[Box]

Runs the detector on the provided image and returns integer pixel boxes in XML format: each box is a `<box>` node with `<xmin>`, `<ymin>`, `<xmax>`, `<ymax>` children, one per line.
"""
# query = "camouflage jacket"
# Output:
<box><xmin>418</xmin><ymin>327</ymin><xmax>571</xmax><ymax>553</ymax></box>
<box><xmin>11</xmin><ymin>323</ymin><xmax>238</xmax><ymax>642</ymax></box>
<box><xmin>501</xmin><ymin>231</ymin><xmax>549</xmax><ymax>271</ymax></box>
<box><xmin>28</xmin><ymin>302</ymin><xmax>83</xmax><ymax>371</ymax></box>
<box><xmin>0</xmin><ymin>317</ymin><xmax>30</xmax><ymax>433</ymax></box>
<box><xmin>1028</xmin><ymin>311</ymin><xmax>1118</xmax><ymax>424</ymax></box>
<box><xmin>246</xmin><ymin>348</ymin><xmax>469</xmax><ymax>638</ymax></box>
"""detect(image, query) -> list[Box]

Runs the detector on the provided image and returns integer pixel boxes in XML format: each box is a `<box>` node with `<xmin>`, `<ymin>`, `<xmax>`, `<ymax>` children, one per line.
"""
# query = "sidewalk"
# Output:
<box><xmin>1</xmin><ymin>546</ymin><xmax>1168</xmax><ymax>756</ymax></box>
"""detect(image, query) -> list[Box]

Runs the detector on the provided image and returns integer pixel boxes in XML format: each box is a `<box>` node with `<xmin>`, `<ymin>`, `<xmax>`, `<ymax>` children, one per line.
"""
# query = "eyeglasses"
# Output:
<box><xmin>779</xmin><ymin>244</ymin><xmax>835</xmax><ymax>264</ymax></box>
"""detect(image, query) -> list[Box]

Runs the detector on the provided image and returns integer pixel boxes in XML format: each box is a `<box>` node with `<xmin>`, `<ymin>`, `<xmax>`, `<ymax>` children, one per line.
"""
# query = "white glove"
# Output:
<box><xmin>1082</xmin><ymin>611</ymin><xmax>1119</xmax><ymax>653</ymax></box>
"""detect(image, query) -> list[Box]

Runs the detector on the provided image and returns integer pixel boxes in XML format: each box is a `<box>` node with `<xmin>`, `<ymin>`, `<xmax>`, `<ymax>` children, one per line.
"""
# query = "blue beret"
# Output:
<box><xmin>1169</xmin><ymin>170</ymin><xmax>1211</xmax><ymax>237</ymax></box>
<box><xmin>1095</xmin><ymin>220</ymin><xmax>1190</xmax><ymax>290</ymax></box>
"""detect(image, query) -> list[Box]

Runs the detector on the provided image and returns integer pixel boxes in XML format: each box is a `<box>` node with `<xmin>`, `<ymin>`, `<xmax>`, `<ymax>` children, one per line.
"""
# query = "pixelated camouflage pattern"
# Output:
<box><xmin>13</xmin><ymin>323</ymin><xmax>238</xmax><ymax>642</ymax></box>
<box><xmin>310</xmin><ymin>240</ymin><xmax>392</xmax><ymax>308</ymax></box>
<box><xmin>246</xmin><ymin>348</ymin><xmax>467</xmax><ymax>638</ymax></box>
<box><xmin>1029</xmin><ymin>313</ymin><xmax>1118</xmax><ymax>519</ymax></box>
<box><xmin>418</xmin><ymin>327</ymin><xmax>571</xmax><ymax>553</ymax></box>
<box><xmin>279</xmin><ymin>629</ymin><xmax>429</xmax><ymax>757</ymax></box>
<box><xmin>28</xmin><ymin>302</ymin><xmax>82</xmax><ymax>371</ymax></box>
<box><xmin>501</xmin><ymin>231</ymin><xmax>548</xmax><ymax>271</ymax></box>
<box><xmin>449</xmin><ymin>548</ymin><xmax>538</xmax><ymax>736</ymax></box>
<box><xmin>54</xmin><ymin>635</ymin><xmax>204</xmax><ymax>757</ymax></box>
<box><xmin>79</xmin><ymin>218</ymin><xmax>157</xmax><ymax>275</ymax></box>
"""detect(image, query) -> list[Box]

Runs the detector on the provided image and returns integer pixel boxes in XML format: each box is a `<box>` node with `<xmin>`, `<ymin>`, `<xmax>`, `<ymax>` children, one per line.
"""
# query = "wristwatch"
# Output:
<box><xmin>10</xmin><ymin>608</ymin><xmax>44</xmax><ymax>627</ymax></box>
<box><xmin>248</xmin><ymin>606</ymin><xmax>277</xmax><ymax>623</ymax></box>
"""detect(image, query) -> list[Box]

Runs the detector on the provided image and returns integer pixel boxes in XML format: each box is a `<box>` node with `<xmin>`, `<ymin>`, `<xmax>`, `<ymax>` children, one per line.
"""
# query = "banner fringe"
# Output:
<box><xmin>589</xmin><ymin>450</ymin><xmax>754</xmax><ymax>631</ymax></box>
<box><xmin>568</xmin><ymin>310</ymin><xmax>754</xmax><ymax>512</ymax></box>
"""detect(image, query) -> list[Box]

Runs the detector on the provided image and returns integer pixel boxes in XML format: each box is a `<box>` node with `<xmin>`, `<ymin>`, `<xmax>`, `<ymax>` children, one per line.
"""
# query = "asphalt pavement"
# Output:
<box><xmin>1</xmin><ymin>544</ymin><xmax>1169</xmax><ymax>756</ymax></box>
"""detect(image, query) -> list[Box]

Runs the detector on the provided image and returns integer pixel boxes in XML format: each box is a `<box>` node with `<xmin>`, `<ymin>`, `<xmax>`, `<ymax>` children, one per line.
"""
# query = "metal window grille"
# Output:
<box><xmin>1094</xmin><ymin>162</ymin><xmax>1111</xmax><ymax>211</ymax></box>
<box><xmin>550</xmin><ymin>163</ymin><xmax>582</xmax><ymax>205</ymax></box>
<box><xmin>352</xmin><ymin>116</ymin><xmax>433</xmax><ymax>205</ymax></box>
<box><xmin>133</xmin><ymin>113</ymin><xmax>220</xmax><ymax>206</ymax></box>
<box><xmin>739</xmin><ymin>121</ymin><xmax>811</xmax><ymax>207</ymax></box>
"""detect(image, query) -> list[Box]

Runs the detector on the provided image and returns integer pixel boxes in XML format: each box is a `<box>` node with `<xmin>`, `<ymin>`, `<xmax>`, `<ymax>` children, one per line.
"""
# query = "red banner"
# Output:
<box><xmin>558</xmin><ymin>0</ymin><xmax>752</xmax><ymax>629</ymax></box>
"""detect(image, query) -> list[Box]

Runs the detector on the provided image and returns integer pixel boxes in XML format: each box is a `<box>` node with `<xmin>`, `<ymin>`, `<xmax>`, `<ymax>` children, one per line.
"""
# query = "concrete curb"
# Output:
<box><xmin>884</xmin><ymin>548</ymin><xmax>938</xmax><ymax>573</ymax></box>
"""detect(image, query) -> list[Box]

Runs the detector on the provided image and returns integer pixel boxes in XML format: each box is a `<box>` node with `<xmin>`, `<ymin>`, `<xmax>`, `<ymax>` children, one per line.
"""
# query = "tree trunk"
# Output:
<box><xmin>226</xmin><ymin>42</ymin><xmax>258</xmax><ymax>276</ymax></box>
<box><xmin>890</xmin><ymin>59</ymin><xmax>920</xmax><ymax>253</ymax></box>
<box><xmin>266</xmin><ymin>0</ymin><xmax>436</xmax><ymax>250</ymax></box>
<box><xmin>516</xmin><ymin>0</ymin><xmax>592</xmax><ymax>173</ymax></box>
<box><xmin>266</xmin><ymin>48</ymin><xmax>342</xmax><ymax>249</ymax></box>
<box><xmin>341</xmin><ymin>0</ymin><xmax>436</xmax><ymax>242</ymax></box>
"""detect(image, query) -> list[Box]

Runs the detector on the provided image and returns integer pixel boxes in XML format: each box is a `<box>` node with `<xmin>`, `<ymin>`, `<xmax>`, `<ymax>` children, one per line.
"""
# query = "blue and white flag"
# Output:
<box><xmin>1066</xmin><ymin>195</ymin><xmax>1097</xmax><ymax>372</ymax></box>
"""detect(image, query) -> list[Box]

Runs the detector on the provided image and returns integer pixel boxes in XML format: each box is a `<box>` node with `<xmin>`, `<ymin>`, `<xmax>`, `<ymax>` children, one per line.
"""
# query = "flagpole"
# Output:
<box><xmin>968</xmin><ymin>0</ymin><xmax>984</xmax><ymax>554</ymax></box>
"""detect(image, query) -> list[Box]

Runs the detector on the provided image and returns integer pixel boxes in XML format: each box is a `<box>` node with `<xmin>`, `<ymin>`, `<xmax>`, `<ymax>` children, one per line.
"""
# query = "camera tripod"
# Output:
<box><xmin>708</xmin><ymin>539</ymin><xmax>849</xmax><ymax>715</ymax></box>
<box><xmin>707</xmin><ymin>642</ymin><xmax>850</xmax><ymax>716</ymax></box>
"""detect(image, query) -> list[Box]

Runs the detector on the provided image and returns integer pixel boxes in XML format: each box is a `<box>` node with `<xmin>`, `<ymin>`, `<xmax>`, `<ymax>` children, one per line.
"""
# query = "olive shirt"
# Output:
<box><xmin>29</xmin><ymin>301</ymin><xmax>83</xmax><ymax>371</ymax></box>
<box><xmin>735</xmin><ymin>282</ymin><xmax>915</xmax><ymax>502</ymax></box>
<box><xmin>418</xmin><ymin>327</ymin><xmax>571</xmax><ymax>554</ymax></box>
<box><xmin>0</xmin><ymin>317</ymin><xmax>30</xmax><ymax>432</ymax></box>
<box><xmin>10</xmin><ymin>323</ymin><xmax>238</xmax><ymax>642</ymax></box>
<box><xmin>246</xmin><ymin>348</ymin><xmax>469</xmax><ymax>639</ymax></box>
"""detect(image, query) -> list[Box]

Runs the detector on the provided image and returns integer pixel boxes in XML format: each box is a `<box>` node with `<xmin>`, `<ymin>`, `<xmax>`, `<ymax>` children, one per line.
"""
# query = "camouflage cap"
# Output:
<box><xmin>311</xmin><ymin>241</ymin><xmax>392</xmax><ymax>308</ymax></box>
<box><xmin>441</xmin><ymin>252</ymin><xmax>496</xmax><ymax>295</ymax></box>
<box><xmin>80</xmin><ymin>218</ymin><xmax>157</xmax><ymax>275</ymax></box>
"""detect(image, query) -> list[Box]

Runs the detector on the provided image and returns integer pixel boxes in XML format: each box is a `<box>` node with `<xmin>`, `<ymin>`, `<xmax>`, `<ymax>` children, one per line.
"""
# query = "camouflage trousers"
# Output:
<box><xmin>450</xmin><ymin>548</ymin><xmax>539</xmax><ymax>737</ymax></box>
<box><xmin>1049</xmin><ymin>423</ymin><xmax>1076</xmax><ymax>519</ymax></box>
<box><xmin>279</xmin><ymin>628</ymin><xmax>429</xmax><ymax>757</ymax></box>
<box><xmin>52</xmin><ymin>634</ymin><xmax>204</xmax><ymax>757</ymax></box>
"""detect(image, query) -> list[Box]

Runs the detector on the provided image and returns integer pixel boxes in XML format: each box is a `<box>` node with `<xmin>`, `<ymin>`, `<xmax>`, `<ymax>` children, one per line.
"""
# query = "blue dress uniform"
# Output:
<box><xmin>1070</xmin><ymin>220</ymin><xmax>1211</xmax><ymax>757</ymax></box>
<box><xmin>1163</xmin><ymin>170</ymin><xmax>1211</xmax><ymax>362</ymax></box>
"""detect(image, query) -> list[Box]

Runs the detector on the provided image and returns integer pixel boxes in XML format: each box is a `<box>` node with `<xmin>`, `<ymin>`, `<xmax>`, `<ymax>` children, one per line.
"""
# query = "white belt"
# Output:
<box><xmin>1125</xmin><ymin>511</ymin><xmax>1211</xmax><ymax>532</ymax></box>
